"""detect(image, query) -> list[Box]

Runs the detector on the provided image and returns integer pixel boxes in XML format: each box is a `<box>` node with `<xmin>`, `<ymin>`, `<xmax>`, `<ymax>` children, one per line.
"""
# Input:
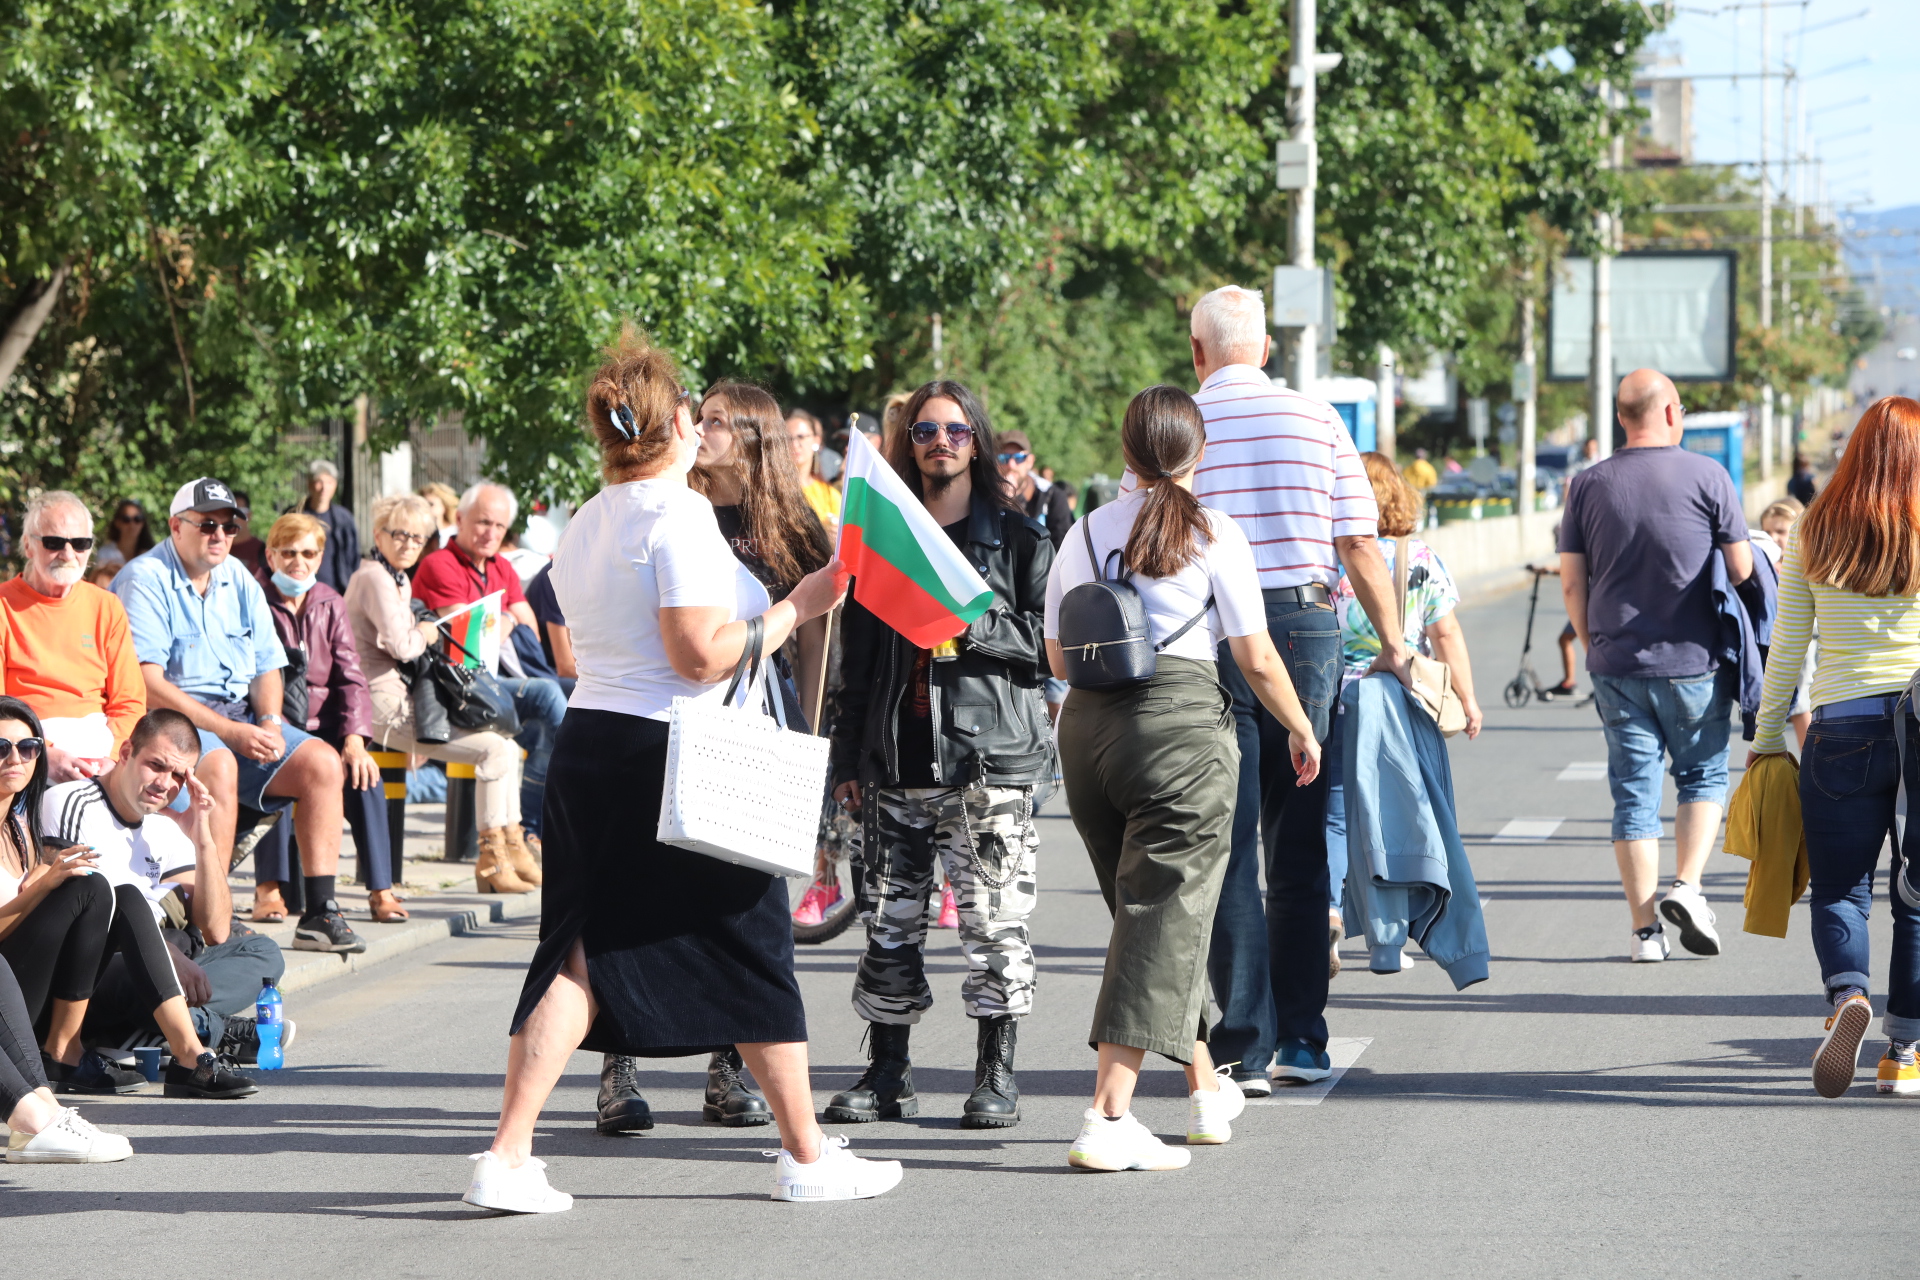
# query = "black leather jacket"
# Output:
<box><xmin>831</xmin><ymin>490</ymin><xmax>1055</xmax><ymax>789</ymax></box>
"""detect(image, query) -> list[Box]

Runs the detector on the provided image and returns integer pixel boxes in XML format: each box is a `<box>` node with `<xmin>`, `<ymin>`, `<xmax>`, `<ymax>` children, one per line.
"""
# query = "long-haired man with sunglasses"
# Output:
<box><xmin>826</xmin><ymin>380</ymin><xmax>1054</xmax><ymax>1131</ymax></box>
<box><xmin>0</xmin><ymin>492</ymin><xmax>146</xmax><ymax>785</ymax></box>
<box><xmin>111</xmin><ymin>479</ymin><xmax>365</xmax><ymax>957</ymax></box>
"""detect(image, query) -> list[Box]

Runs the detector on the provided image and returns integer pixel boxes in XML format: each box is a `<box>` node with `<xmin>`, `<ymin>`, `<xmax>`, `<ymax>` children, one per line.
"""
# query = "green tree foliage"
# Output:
<box><xmin>3</xmin><ymin>0</ymin><xmax>1668</xmax><ymax>516</ymax></box>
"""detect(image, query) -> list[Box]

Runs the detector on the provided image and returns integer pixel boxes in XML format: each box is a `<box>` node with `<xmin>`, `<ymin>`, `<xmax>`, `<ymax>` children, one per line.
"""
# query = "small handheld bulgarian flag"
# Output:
<box><xmin>837</xmin><ymin>428</ymin><xmax>995</xmax><ymax>648</ymax></box>
<box><xmin>442</xmin><ymin>590</ymin><xmax>505</xmax><ymax>672</ymax></box>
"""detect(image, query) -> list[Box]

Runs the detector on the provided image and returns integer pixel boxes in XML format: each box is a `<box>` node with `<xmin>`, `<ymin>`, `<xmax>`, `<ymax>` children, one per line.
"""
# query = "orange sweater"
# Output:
<box><xmin>0</xmin><ymin>577</ymin><xmax>147</xmax><ymax>747</ymax></box>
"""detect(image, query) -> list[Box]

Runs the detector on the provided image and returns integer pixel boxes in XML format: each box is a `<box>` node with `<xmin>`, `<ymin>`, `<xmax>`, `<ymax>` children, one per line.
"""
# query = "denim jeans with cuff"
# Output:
<box><xmin>1800</xmin><ymin>711</ymin><xmax>1920</xmax><ymax>1039</ymax></box>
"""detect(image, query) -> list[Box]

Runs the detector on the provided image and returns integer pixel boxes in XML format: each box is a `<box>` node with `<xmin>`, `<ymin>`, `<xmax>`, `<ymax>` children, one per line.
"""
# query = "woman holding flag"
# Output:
<box><xmin>825</xmin><ymin>379</ymin><xmax>1054</xmax><ymax>1131</ymax></box>
<box><xmin>464</xmin><ymin>328</ymin><xmax>902</xmax><ymax>1214</ymax></box>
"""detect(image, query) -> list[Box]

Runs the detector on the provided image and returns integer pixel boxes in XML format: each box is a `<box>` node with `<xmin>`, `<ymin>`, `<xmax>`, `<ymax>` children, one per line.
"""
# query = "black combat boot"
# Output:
<box><xmin>596</xmin><ymin>1054</ymin><xmax>654</xmax><ymax>1135</ymax></box>
<box><xmin>704</xmin><ymin>1048</ymin><xmax>772</xmax><ymax>1126</ymax></box>
<box><xmin>960</xmin><ymin>1014</ymin><xmax>1020</xmax><ymax>1129</ymax></box>
<box><xmin>822</xmin><ymin>1023</ymin><xmax>918</xmax><ymax>1122</ymax></box>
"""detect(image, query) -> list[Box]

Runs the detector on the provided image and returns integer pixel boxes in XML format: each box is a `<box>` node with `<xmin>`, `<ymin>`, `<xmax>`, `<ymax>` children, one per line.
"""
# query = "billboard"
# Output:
<box><xmin>1548</xmin><ymin>251</ymin><xmax>1737</xmax><ymax>382</ymax></box>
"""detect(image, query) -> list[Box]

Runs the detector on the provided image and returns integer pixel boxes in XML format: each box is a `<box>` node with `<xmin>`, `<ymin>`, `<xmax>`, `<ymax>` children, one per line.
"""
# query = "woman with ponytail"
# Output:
<box><xmin>1043</xmin><ymin>384</ymin><xmax>1320</xmax><ymax>1172</ymax></box>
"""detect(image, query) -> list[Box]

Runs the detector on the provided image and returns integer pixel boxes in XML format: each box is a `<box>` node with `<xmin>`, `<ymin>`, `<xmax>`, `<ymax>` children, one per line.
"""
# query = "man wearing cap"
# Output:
<box><xmin>112</xmin><ymin>478</ymin><xmax>366</xmax><ymax>955</ymax></box>
<box><xmin>996</xmin><ymin>432</ymin><xmax>1072</xmax><ymax>550</ymax></box>
<box><xmin>291</xmin><ymin>460</ymin><xmax>361</xmax><ymax>596</ymax></box>
<box><xmin>0</xmin><ymin>490</ymin><xmax>147</xmax><ymax>780</ymax></box>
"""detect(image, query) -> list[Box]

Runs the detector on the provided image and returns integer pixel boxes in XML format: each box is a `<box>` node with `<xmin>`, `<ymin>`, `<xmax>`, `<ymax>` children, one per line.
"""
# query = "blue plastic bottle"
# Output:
<box><xmin>255</xmin><ymin>977</ymin><xmax>284</xmax><ymax>1070</ymax></box>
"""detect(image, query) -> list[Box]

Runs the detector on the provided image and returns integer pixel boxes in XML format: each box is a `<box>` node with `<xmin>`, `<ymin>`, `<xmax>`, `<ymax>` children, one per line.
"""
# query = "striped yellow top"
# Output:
<box><xmin>1755</xmin><ymin>528</ymin><xmax>1920</xmax><ymax>753</ymax></box>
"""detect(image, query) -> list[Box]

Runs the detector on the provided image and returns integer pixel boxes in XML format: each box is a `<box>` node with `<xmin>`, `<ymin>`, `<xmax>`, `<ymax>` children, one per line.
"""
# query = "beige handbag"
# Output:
<box><xmin>1394</xmin><ymin>537</ymin><xmax>1468</xmax><ymax>738</ymax></box>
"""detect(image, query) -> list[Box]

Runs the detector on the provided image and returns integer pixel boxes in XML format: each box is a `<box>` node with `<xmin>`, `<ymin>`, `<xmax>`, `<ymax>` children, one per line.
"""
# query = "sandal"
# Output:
<box><xmin>251</xmin><ymin>884</ymin><xmax>287</xmax><ymax>924</ymax></box>
<box><xmin>368</xmin><ymin>889</ymin><xmax>410</xmax><ymax>923</ymax></box>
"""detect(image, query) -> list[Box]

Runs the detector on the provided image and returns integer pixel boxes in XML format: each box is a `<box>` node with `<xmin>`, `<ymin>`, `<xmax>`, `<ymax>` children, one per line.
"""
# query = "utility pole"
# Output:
<box><xmin>1590</xmin><ymin>83</ymin><xmax>1616</xmax><ymax>462</ymax></box>
<box><xmin>1518</xmin><ymin>287</ymin><xmax>1539</xmax><ymax>550</ymax></box>
<box><xmin>1376</xmin><ymin>345</ymin><xmax>1396</xmax><ymax>460</ymax></box>
<box><xmin>931</xmin><ymin>312</ymin><xmax>943</xmax><ymax>376</ymax></box>
<box><xmin>1289</xmin><ymin>0</ymin><xmax>1318</xmax><ymax>394</ymax></box>
<box><xmin>1758</xmin><ymin>0</ymin><xmax>1774</xmax><ymax>484</ymax></box>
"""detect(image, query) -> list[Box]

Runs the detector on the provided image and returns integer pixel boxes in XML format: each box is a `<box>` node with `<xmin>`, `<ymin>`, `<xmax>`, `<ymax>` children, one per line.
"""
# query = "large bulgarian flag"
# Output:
<box><xmin>837</xmin><ymin>428</ymin><xmax>996</xmax><ymax>648</ymax></box>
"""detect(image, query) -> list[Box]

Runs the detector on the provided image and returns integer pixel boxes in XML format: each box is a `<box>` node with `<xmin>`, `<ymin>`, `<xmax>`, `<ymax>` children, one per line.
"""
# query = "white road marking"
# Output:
<box><xmin>1492</xmin><ymin>817</ymin><xmax>1565</xmax><ymax>843</ymax></box>
<box><xmin>1246</xmin><ymin>1037</ymin><xmax>1372</xmax><ymax>1106</ymax></box>
<box><xmin>1557</xmin><ymin>761</ymin><xmax>1608</xmax><ymax>781</ymax></box>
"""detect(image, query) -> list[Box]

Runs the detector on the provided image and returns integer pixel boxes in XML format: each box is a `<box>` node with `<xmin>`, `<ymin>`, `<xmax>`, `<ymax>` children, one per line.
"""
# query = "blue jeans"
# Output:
<box><xmin>1800</xmin><ymin>713</ymin><xmax>1920</xmax><ymax>1039</ymax></box>
<box><xmin>1590</xmin><ymin>670</ymin><xmax>1734</xmax><ymax>841</ymax></box>
<box><xmin>1324</xmin><ymin>708</ymin><xmax>1349</xmax><ymax>914</ymax></box>
<box><xmin>502</xmin><ymin>676</ymin><xmax>567</xmax><ymax>838</ymax></box>
<box><xmin>1208</xmin><ymin>596</ymin><xmax>1342</xmax><ymax>1064</ymax></box>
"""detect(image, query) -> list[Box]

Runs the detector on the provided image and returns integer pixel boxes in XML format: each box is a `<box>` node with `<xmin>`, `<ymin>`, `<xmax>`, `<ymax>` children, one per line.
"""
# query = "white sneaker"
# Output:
<box><xmin>1630</xmin><ymin>923</ymin><xmax>1670</xmax><ymax>963</ymax></box>
<box><xmin>769</xmin><ymin>1135</ymin><xmax>903</xmax><ymax>1202</ymax></box>
<box><xmin>463</xmin><ymin>1151</ymin><xmax>573</xmax><ymax>1214</ymax></box>
<box><xmin>1234</xmin><ymin>1073</ymin><xmax>1272</xmax><ymax>1099</ymax></box>
<box><xmin>1188</xmin><ymin>1067</ymin><xmax>1247</xmax><ymax>1145</ymax></box>
<box><xmin>1067</xmin><ymin>1109</ymin><xmax>1191</xmax><ymax>1171</ymax></box>
<box><xmin>1659</xmin><ymin>880</ymin><xmax>1722</xmax><ymax>956</ymax></box>
<box><xmin>5</xmin><ymin>1106</ymin><xmax>132</xmax><ymax>1163</ymax></box>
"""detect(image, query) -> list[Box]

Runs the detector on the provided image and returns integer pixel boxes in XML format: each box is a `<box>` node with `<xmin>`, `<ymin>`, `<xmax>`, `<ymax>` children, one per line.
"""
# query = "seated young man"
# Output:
<box><xmin>113</xmin><ymin>478</ymin><xmax>363</xmax><ymax>954</ymax></box>
<box><xmin>39</xmin><ymin>710</ymin><xmax>259</xmax><ymax>1099</ymax></box>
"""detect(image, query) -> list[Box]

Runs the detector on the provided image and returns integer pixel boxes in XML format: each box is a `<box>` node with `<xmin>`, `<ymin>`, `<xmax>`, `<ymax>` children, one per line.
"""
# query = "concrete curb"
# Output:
<box><xmin>274</xmin><ymin>890</ymin><xmax>543</xmax><ymax>997</ymax></box>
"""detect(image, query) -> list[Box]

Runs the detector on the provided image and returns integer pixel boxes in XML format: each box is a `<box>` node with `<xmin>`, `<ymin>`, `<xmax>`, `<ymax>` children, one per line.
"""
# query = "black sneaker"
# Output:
<box><xmin>44</xmin><ymin>1048</ymin><xmax>145</xmax><ymax>1095</ymax></box>
<box><xmin>293</xmin><ymin>900</ymin><xmax>367</xmax><ymax>953</ymax></box>
<box><xmin>164</xmin><ymin>1051</ymin><xmax>258</xmax><ymax>1099</ymax></box>
<box><xmin>596</xmin><ymin>1054</ymin><xmax>654</xmax><ymax>1135</ymax></box>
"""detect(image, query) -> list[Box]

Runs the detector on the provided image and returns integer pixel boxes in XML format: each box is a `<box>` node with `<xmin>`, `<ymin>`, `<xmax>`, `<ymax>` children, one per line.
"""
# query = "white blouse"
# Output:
<box><xmin>552</xmin><ymin>480</ymin><xmax>770</xmax><ymax>722</ymax></box>
<box><xmin>1044</xmin><ymin>488</ymin><xmax>1268</xmax><ymax>662</ymax></box>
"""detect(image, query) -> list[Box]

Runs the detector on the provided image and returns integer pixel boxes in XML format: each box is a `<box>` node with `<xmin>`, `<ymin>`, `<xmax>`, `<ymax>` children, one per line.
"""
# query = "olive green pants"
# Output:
<box><xmin>1058</xmin><ymin>657</ymin><xmax>1240</xmax><ymax>1064</ymax></box>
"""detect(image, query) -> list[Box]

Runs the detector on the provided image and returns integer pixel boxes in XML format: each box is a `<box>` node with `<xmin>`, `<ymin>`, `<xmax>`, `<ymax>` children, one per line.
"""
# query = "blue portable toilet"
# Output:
<box><xmin>1679</xmin><ymin>411</ymin><xmax>1746</xmax><ymax>502</ymax></box>
<box><xmin>1313</xmin><ymin>376</ymin><xmax>1380</xmax><ymax>453</ymax></box>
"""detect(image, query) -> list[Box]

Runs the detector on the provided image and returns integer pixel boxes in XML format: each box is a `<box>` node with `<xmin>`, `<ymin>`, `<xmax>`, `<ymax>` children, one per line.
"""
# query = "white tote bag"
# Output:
<box><xmin>657</xmin><ymin>617</ymin><xmax>830</xmax><ymax>878</ymax></box>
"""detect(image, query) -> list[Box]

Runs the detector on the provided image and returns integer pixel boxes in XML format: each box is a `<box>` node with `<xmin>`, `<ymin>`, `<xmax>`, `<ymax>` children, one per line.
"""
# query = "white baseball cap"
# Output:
<box><xmin>169</xmin><ymin>477</ymin><xmax>240</xmax><ymax>517</ymax></box>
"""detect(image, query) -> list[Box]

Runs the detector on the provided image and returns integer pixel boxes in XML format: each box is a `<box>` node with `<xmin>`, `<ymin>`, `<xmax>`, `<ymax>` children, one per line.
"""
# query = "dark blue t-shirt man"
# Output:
<box><xmin>1559</xmin><ymin>445</ymin><xmax>1748</xmax><ymax>678</ymax></box>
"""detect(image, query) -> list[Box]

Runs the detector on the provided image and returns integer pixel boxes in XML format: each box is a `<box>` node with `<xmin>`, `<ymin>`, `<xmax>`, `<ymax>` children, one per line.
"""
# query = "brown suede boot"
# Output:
<box><xmin>502</xmin><ymin>823</ymin><xmax>543</xmax><ymax>887</ymax></box>
<box><xmin>475</xmin><ymin>828</ymin><xmax>535</xmax><ymax>894</ymax></box>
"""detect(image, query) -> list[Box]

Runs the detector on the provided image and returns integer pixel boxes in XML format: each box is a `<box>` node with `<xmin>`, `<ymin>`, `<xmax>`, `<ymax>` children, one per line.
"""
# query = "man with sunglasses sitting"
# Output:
<box><xmin>0</xmin><ymin>492</ymin><xmax>147</xmax><ymax>784</ymax></box>
<box><xmin>111</xmin><ymin>479</ymin><xmax>364</xmax><ymax>956</ymax></box>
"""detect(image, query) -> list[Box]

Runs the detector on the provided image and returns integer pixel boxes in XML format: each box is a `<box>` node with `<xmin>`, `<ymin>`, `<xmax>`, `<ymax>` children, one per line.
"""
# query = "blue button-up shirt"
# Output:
<box><xmin>113</xmin><ymin>539</ymin><xmax>286</xmax><ymax>703</ymax></box>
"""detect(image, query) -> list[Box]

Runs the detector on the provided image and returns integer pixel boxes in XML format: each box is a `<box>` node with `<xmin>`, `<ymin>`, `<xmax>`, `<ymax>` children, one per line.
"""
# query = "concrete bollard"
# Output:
<box><xmin>371</xmin><ymin>749</ymin><xmax>410</xmax><ymax>886</ymax></box>
<box><xmin>444</xmin><ymin>761</ymin><xmax>479</xmax><ymax>863</ymax></box>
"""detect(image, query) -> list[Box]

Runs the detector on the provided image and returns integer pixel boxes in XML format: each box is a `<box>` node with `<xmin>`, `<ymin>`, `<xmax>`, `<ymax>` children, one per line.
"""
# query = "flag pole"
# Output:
<box><xmin>809</xmin><ymin>413</ymin><xmax>856</xmax><ymax>736</ymax></box>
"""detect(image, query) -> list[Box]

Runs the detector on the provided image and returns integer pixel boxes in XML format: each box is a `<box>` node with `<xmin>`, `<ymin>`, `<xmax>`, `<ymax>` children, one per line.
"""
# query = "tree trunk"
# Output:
<box><xmin>0</xmin><ymin>261</ymin><xmax>71</xmax><ymax>393</ymax></box>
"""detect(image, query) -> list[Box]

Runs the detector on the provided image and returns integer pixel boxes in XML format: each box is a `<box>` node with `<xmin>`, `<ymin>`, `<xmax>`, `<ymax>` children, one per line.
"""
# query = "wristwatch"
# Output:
<box><xmin>258</xmin><ymin>714</ymin><xmax>284</xmax><ymax>727</ymax></box>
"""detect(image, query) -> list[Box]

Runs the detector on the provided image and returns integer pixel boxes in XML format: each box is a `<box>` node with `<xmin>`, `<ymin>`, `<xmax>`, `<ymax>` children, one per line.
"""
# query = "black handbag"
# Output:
<box><xmin>1057</xmin><ymin>516</ymin><xmax>1211</xmax><ymax>692</ymax></box>
<box><xmin>280</xmin><ymin>645</ymin><xmax>310</xmax><ymax>732</ymax></box>
<box><xmin>427</xmin><ymin>630</ymin><xmax>522</xmax><ymax>736</ymax></box>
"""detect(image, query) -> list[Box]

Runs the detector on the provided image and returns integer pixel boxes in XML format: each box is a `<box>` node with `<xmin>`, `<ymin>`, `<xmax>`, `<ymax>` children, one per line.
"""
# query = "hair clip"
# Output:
<box><xmin>611</xmin><ymin>404</ymin><xmax>639</xmax><ymax>441</ymax></box>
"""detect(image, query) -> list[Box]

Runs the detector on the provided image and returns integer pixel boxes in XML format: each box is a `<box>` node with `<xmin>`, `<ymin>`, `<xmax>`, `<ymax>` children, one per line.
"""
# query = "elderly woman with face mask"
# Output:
<box><xmin>251</xmin><ymin>514</ymin><xmax>403</xmax><ymax>924</ymax></box>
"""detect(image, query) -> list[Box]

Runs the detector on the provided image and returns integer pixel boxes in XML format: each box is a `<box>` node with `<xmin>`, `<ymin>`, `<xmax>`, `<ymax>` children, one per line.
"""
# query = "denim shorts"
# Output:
<box><xmin>167</xmin><ymin>722</ymin><xmax>313</xmax><ymax>815</ymax></box>
<box><xmin>1590</xmin><ymin>670</ymin><xmax>1734</xmax><ymax>841</ymax></box>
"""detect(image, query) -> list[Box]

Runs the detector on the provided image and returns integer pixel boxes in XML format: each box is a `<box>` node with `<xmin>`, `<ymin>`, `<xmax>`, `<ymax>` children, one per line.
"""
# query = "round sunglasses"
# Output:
<box><xmin>0</xmin><ymin>737</ymin><xmax>45</xmax><ymax>763</ymax></box>
<box><xmin>910</xmin><ymin>420</ymin><xmax>974</xmax><ymax>447</ymax></box>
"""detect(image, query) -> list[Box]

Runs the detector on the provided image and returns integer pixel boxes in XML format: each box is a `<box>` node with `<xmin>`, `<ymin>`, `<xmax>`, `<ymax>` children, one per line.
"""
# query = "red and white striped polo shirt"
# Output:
<box><xmin>1185</xmin><ymin>365</ymin><xmax>1377</xmax><ymax>588</ymax></box>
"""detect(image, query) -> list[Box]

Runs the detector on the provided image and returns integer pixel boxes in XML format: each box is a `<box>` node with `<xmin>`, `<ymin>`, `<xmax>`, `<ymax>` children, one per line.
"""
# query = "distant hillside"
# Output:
<box><xmin>1845</xmin><ymin>205</ymin><xmax>1920</xmax><ymax>316</ymax></box>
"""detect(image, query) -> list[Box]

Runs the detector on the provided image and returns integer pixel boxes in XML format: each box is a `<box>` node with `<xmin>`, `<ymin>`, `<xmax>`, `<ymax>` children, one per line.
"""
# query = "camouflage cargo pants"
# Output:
<box><xmin>852</xmin><ymin>785</ymin><xmax>1039</xmax><ymax>1024</ymax></box>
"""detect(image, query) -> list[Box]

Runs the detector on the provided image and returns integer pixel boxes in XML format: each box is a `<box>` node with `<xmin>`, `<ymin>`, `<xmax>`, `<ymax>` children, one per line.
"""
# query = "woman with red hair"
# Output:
<box><xmin>1752</xmin><ymin>396</ymin><xmax>1920</xmax><ymax>1099</ymax></box>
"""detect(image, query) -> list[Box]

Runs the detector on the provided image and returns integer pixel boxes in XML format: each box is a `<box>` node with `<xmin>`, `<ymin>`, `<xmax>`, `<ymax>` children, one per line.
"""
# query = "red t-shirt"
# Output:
<box><xmin>409</xmin><ymin>543</ymin><xmax>528</xmax><ymax>612</ymax></box>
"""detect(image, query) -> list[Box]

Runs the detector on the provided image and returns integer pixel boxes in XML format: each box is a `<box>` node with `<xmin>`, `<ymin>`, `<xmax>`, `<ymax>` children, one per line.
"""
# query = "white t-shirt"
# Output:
<box><xmin>39</xmin><ymin>779</ymin><xmax>195</xmax><ymax>922</ymax></box>
<box><xmin>553</xmin><ymin>480</ymin><xmax>772</xmax><ymax>721</ymax></box>
<box><xmin>1044</xmin><ymin>488</ymin><xmax>1268</xmax><ymax>661</ymax></box>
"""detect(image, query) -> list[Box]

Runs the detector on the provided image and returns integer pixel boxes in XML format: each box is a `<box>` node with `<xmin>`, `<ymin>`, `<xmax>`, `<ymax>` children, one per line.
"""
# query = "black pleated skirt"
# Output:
<box><xmin>510</xmin><ymin>708</ymin><xmax>807</xmax><ymax>1056</ymax></box>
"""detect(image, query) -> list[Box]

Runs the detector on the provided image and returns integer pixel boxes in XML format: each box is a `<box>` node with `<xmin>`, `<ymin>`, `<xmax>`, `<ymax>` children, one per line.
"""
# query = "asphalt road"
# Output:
<box><xmin>8</xmin><ymin>586</ymin><xmax>1913</xmax><ymax>1277</ymax></box>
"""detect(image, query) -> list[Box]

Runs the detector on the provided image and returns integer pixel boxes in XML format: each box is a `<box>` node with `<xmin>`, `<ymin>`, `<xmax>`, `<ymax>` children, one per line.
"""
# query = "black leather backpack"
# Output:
<box><xmin>1057</xmin><ymin>517</ymin><xmax>1212</xmax><ymax>691</ymax></box>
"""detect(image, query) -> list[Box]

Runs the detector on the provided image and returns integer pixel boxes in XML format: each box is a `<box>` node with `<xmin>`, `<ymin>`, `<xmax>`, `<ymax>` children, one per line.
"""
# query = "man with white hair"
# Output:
<box><xmin>0</xmin><ymin>491</ymin><xmax>146</xmax><ymax>781</ymax></box>
<box><xmin>410</xmin><ymin>481</ymin><xmax>565</xmax><ymax>847</ymax></box>
<box><xmin>1180</xmin><ymin>285</ymin><xmax>1411</xmax><ymax>1094</ymax></box>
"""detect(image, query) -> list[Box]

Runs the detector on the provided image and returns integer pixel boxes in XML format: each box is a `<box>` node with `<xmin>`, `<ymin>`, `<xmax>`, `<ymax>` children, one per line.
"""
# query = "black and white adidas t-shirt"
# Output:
<box><xmin>40</xmin><ymin>780</ymin><xmax>196</xmax><ymax>922</ymax></box>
